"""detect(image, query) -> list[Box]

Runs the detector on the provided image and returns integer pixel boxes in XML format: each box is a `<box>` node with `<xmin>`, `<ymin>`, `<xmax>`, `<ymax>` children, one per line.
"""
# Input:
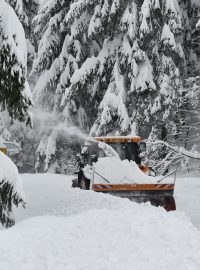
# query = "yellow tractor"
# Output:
<box><xmin>73</xmin><ymin>136</ymin><xmax>176</xmax><ymax>211</ymax></box>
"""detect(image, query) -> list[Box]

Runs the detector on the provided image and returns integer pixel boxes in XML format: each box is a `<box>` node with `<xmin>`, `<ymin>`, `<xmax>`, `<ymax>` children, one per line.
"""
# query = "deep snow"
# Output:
<box><xmin>14</xmin><ymin>173</ymin><xmax>200</xmax><ymax>228</ymax></box>
<box><xmin>175</xmin><ymin>175</ymin><xmax>200</xmax><ymax>231</ymax></box>
<box><xmin>3</xmin><ymin>173</ymin><xmax>197</xmax><ymax>270</ymax></box>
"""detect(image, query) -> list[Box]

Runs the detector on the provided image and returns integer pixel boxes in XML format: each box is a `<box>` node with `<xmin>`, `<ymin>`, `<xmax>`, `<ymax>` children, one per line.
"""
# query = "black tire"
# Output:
<box><xmin>164</xmin><ymin>196</ymin><xmax>176</xmax><ymax>211</ymax></box>
<box><xmin>149</xmin><ymin>196</ymin><xmax>176</xmax><ymax>211</ymax></box>
<box><xmin>80</xmin><ymin>175</ymin><xmax>90</xmax><ymax>190</ymax></box>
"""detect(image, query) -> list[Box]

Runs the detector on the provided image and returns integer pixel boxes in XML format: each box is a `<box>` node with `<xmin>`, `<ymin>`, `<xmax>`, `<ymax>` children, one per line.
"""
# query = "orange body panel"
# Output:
<box><xmin>95</xmin><ymin>136</ymin><xmax>141</xmax><ymax>143</ymax></box>
<box><xmin>139</xmin><ymin>164</ymin><xmax>151</xmax><ymax>174</ymax></box>
<box><xmin>93</xmin><ymin>183</ymin><xmax>175</xmax><ymax>192</ymax></box>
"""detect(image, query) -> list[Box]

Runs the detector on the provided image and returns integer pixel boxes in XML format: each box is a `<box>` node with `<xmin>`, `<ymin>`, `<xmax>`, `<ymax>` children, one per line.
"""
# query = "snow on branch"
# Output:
<box><xmin>66</xmin><ymin>0</ymin><xmax>97</xmax><ymax>26</ymax></box>
<box><xmin>150</xmin><ymin>140</ymin><xmax>200</xmax><ymax>159</ymax></box>
<box><xmin>196</xmin><ymin>20</ymin><xmax>200</xmax><ymax>30</ymax></box>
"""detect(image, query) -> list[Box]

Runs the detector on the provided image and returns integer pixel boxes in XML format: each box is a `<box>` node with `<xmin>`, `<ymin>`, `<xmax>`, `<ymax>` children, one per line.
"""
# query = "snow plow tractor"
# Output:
<box><xmin>72</xmin><ymin>136</ymin><xmax>176</xmax><ymax>211</ymax></box>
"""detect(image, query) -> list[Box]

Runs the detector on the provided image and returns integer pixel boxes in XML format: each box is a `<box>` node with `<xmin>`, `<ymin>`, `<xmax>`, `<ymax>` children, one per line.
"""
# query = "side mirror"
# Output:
<box><xmin>139</xmin><ymin>142</ymin><xmax>146</xmax><ymax>153</ymax></box>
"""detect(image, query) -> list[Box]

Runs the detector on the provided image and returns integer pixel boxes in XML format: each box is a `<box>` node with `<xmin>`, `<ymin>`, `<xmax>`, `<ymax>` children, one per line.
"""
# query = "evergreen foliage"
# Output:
<box><xmin>0</xmin><ymin>0</ymin><xmax>32</xmax><ymax>227</ymax></box>
<box><xmin>0</xmin><ymin>44</ymin><xmax>30</xmax><ymax>123</ymax></box>
<box><xmin>0</xmin><ymin>0</ymin><xmax>32</xmax><ymax>123</ymax></box>
<box><xmin>0</xmin><ymin>179</ymin><xmax>24</xmax><ymax>228</ymax></box>
<box><xmin>3</xmin><ymin>0</ymin><xmax>199</xmax><ymax>174</ymax></box>
<box><xmin>30</xmin><ymin>0</ymin><xmax>200</xmax><ymax>173</ymax></box>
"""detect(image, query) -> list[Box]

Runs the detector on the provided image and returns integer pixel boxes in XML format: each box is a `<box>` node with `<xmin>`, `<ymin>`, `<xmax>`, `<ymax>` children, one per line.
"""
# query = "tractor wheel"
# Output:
<box><xmin>164</xmin><ymin>196</ymin><xmax>176</xmax><ymax>211</ymax></box>
<box><xmin>80</xmin><ymin>175</ymin><xmax>90</xmax><ymax>190</ymax></box>
<box><xmin>149</xmin><ymin>196</ymin><xmax>176</xmax><ymax>212</ymax></box>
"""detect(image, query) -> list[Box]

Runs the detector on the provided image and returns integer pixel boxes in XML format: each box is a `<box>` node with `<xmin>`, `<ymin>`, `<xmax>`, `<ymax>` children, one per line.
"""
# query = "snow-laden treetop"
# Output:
<box><xmin>0</xmin><ymin>0</ymin><xmax>27</xmax><ymax>69</ymax></box>
<box><xmin>0</xmin><ymin>0</ymin><xmax>33</xmax><ymax>123</ymax></box>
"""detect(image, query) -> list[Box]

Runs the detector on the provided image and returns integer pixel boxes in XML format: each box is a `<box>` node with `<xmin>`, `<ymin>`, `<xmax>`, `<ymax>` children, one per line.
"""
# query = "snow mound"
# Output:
<box><xmin>4</xmin><ymin>188</ymin><xmax>200</xmax><ymax>270</ymax></box>
<box><xmin>10</xmin><ymin>174</ymin><xmax>200</xmax><ymax>270</ymax></box>
<box><xmin>93</xmin><ymin>157</ymin><xmax>174</xmax><ymax>184</ymax></box>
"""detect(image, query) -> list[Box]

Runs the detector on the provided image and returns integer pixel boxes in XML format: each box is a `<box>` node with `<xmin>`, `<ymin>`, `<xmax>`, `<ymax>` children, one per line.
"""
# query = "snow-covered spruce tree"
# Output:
<box><xmin>134</xmin><ymin>0</ymin><xmax>184</xmax><ymax>173</ymax></box>
<box><xmin>64</xmin><ymin>0</ymin><xmax>156</xmax><ymax>137</ymax></box>
<box><xmin>0</xmin><ymin>0</ymin><xmax>39</xmax><ymax>174</ymax></box>
<box><xmin>66</xmin><ymin>0</ymin><xmax>188</xmax><ymax>138</ymax></box>
<box><xmin>0</xmin><ymin>0</ymin><xmax>32</xmax><ymax>123</ymax></box>
<box><xmin>70</xmin><ymin>0</ymin><xmax>200</xmax><ymax>174</ymax></box>
<box><xmin>32</xmin><ymin>0</ymin><xmax>147</xmax><ymax>171</ymax></box>
<box><xmin>0</xmin><ymin>0</ymin><xmax>32</xmax><ymax>227</ymax></box>
<box><xmin>31</xmin><ymin>0</ymin><xmax>84</xmax><ymax>173</ymax></box>
<box><xmin>179</xmin><ymin>76</ymin><xmax>200</xmax><ymax>172</ymax></box>
<box><xmin>65</xmin><ymin>0</ymin><xmax>185</xmax><ymax>173</ymax></box>
<box><xmin>146</xmin><ymin>0</ymin><xmax>200</xmax><ymax>174</ymax></box>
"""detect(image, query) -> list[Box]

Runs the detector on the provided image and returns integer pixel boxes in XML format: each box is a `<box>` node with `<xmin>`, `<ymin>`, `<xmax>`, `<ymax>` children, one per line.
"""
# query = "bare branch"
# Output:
<box><xmin>149</xmin><ymin>140</ymin><xmax>200</xmax><ymax>159</ymax></box>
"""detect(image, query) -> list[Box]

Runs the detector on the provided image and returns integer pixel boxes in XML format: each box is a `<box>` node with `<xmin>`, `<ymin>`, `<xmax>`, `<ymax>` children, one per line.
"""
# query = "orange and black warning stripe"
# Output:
<box><xmin>93</xmin><ymin>183</ymin><xmax>175</xmax><ymax>192</ymax></box>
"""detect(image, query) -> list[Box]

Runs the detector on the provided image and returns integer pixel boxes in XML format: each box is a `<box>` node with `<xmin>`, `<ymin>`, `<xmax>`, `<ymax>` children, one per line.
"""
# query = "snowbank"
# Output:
<box><xmin>6</xmin><ymin>174</ymin><xmax>200</xmax><ymax>270</ymax></box>
<box><xmin>93</xmin><ymin>157</ymin><xmax>174</xmax><ymax>184</ymax></box>
<box><xmin>175</xmin><ymin>176</ymin><xmax>200</xmax><ymax>230</ymax></box>
<box><xmin>14</xmin><ymin>174</ymin><xmax>200</xmax><ymax>229</ymax></box>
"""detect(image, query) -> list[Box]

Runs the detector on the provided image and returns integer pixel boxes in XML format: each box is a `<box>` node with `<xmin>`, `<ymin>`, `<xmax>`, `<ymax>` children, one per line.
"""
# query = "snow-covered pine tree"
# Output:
<box><xmin>32</xmin><ymin>0</ymin><xmax>148</xmax><ymax>170</ymax></box>
<box><xmin>146</xmin><ymin>0</ymin><xmax>200</xmax><ymax>173</ymax></box>
<box><xmin>65</xmin><ymin>0</ymin><xmax>157</xmax><ymax>137</ymax></box>
<box><xmin>31</xmin><ymin>0</ymin><xmax>85</xmax><ymax>172</ymax></box>
<box><xmin>64</xmin><ymin>1</ymin><xmax>181</xmax><ymax>165</ymax></box>
<box><xmin>130</xmin><ymin>0</ymin><xmax>199</xmax><ymax>174</ymax></box>
<box><xmin>65</xmin><ymin>0</ymin><xmax>187</xmax><ymax>139</ymax></box>
<box><xmin>180</xmin><ymin>76</ymin><xmax>200</xmax><ymax>172</ymax></box>
<box><xmin>0</xmin><ymin>0</ymin><xmax>32</xmax><ymax>123</ymax></box>
<box><xmin>0</xmin><ymin>0</ymin><xmax>39</xmax><ymax>174</ymax></box>
<box><xmin>66</xmin><ymin>0</ymin><xmax>199</xmax><ymax>174</ymax></box>
<box><xmin>0</xmin><ymin>0</ymin><xmax>32</xmax><ymax>227</ymax></box>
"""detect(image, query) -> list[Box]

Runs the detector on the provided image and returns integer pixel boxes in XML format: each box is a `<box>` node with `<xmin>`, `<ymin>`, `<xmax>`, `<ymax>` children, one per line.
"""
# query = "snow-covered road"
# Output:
<box><xmin>2</xmin><ymin>173</ymin><xmax>199</xmax><ymax>270</ymax></box>
<box><xmin>175</xmin><ymin>176</ymin><xmax>200</xmax><ymax>230</ymax></box>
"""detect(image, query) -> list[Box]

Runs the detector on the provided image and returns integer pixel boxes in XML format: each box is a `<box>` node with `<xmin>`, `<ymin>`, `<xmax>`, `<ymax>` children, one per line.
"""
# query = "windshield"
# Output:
<box><xmin>81</xmin><ymin>141</ymin><xmax>141</xmax><ymax>165</ymax></box>
<box><xmin>108</xmin><ymin>142</ymin><xmax>141</xmax><ymax>164</ymax></box>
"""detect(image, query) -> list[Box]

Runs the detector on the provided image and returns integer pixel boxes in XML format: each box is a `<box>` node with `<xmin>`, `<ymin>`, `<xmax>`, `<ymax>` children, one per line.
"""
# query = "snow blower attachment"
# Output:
<box><xmin>73</xmin><ymin>136</ymin><xmax>176</xmax><ymax>211</ymax></box>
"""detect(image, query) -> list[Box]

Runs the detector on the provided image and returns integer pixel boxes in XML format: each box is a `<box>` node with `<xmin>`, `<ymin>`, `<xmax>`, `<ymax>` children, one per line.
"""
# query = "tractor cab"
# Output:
<box><xmin>79</xmin><ymin>136</ymin><xmax>149</xmax><ymax>174</ymax></box>
<box><xmin>96</xmin><ymin>136</ymin><xmax>143</xmax><ymax>164</ymax></box>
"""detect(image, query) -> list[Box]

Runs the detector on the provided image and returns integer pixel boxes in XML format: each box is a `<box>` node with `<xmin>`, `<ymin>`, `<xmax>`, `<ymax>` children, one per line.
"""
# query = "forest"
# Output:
<box><xmin>0</xmin><ymin>0</ymin><xmax>200</xmax><ymax>176</ymax></box>
<box><xmin>1</xmin><ymin>3</ymin><xmax>200</xmax><ymax>268</ymax></box>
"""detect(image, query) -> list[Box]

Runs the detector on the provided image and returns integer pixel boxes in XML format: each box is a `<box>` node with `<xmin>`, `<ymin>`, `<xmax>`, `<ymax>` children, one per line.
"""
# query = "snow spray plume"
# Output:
<box><xmin>32</xmin><ymin>110</ymin><xmax>100</xmax><ymax>146</ymax></box>
<box><xmin>52</xmin><ymin>125</ymin><xmax>88</xmax><ymax>143</ymax></box>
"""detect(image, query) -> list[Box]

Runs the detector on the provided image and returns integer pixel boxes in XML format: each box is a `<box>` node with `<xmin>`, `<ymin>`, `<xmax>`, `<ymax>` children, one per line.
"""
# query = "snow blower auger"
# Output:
<box><xmin>72</xmin><ymin>136</ymin><xmax>176</xmax><ymax>211</ymax></box>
